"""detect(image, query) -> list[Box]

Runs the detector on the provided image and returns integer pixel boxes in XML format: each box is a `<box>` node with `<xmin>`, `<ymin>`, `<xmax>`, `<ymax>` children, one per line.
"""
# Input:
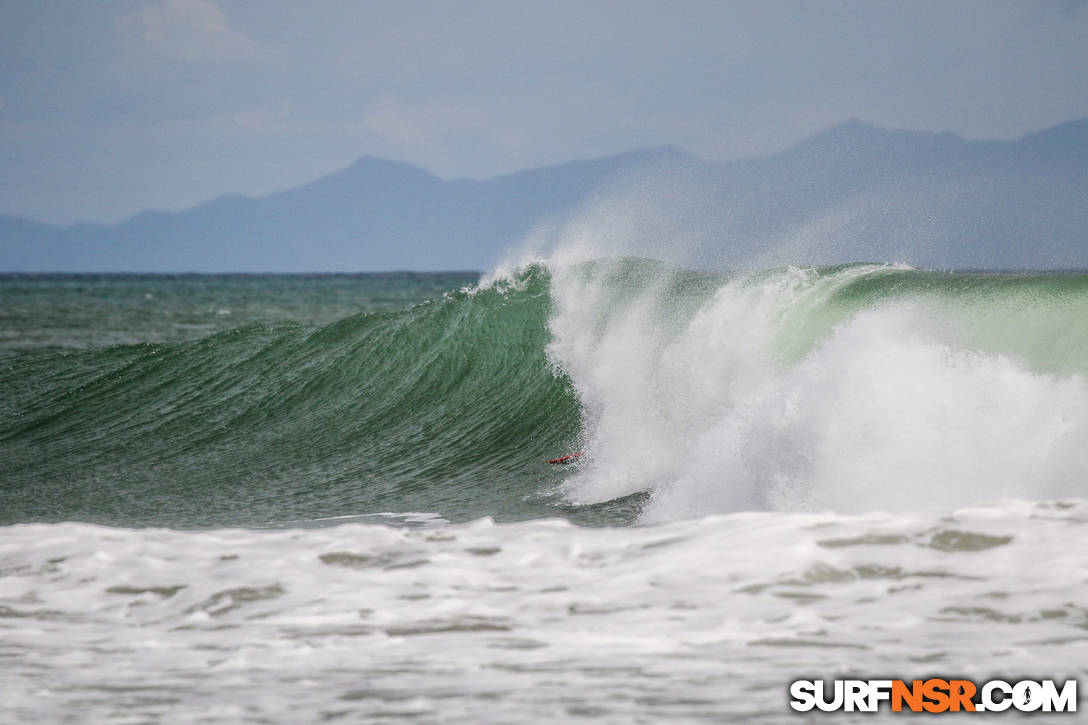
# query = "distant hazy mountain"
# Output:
<box><xmin>2</xmin><ymin>120</ymin><xmax>1086</xmax><ymax>271</ymax></box>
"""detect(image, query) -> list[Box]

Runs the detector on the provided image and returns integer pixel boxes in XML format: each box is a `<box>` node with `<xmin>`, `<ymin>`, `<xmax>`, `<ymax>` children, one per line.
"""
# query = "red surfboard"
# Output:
<box><xmin>547</xmin><ymin>451</ymin><xmax>584</xmax><ymax>464</ymax></box>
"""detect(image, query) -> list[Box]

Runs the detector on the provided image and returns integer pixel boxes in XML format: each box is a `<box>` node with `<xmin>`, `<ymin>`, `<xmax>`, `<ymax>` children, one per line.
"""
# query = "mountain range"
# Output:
<box><xmin>2</xmin><ymin>119</ymin><xmax>1087</xmax><ymax>271</ymax></box>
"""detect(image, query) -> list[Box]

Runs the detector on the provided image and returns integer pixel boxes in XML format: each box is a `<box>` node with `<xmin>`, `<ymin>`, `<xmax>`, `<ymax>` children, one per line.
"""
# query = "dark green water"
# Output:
<box><xmin>0</xmin><ymin>272</ymin><xmax>592</xmax><ymax>528</ymax></box>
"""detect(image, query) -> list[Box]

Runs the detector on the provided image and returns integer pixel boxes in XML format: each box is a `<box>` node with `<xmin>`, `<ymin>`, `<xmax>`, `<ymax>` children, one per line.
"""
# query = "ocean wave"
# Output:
<box><xmin>3</xmin><ymin>261</ymin><xmax>1088</xmax><ymax>527</ymax></box>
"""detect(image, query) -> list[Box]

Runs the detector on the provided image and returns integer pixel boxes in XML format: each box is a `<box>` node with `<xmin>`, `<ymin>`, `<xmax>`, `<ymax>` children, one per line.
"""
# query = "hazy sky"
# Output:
<box><xmin>2</xmin><ymin>0</ymin><xmax>1087</xmax><ymax>224</ymax></box>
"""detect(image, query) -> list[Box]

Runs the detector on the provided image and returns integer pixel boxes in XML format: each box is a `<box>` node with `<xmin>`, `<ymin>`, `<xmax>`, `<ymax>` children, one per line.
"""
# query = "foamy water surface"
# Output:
<box><xmin>2</xmin><ymin>501</ymin><xmax>1086</xmax><ymax>723</ymax></box>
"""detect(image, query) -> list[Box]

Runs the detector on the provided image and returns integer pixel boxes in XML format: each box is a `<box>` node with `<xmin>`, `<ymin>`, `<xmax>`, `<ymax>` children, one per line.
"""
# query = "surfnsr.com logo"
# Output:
<box><xmin>789</xmin><ymin>679</ymin><xmax>1077</xmax><ymax>713</ymax></box>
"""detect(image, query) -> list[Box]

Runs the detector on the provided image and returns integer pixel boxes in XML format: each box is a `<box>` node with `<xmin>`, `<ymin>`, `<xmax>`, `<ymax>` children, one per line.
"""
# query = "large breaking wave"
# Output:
<box><xmin>3</xmin><ymin>261</ymin><xmax>1088</xmax><ymax>527</ymax></box>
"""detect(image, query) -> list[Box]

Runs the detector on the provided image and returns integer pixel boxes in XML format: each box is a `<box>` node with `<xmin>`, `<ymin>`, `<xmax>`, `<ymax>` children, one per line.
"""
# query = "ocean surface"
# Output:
<box><xmin>2</xmin><ymin>262</ymin><xmax>1087</xmax><ymax>722</ymax></box>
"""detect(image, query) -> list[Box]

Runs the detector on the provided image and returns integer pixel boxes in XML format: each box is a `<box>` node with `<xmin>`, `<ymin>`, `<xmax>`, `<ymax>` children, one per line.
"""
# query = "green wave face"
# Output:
<box><xmin>3</xmin><ymin>262</ymin><xmax>1088</xmax><ymax>528</ymax></box>
<box><xmin>0</xmin><ymin>269</ymin><xmax>584</xmax><ymax>527</ymax></box>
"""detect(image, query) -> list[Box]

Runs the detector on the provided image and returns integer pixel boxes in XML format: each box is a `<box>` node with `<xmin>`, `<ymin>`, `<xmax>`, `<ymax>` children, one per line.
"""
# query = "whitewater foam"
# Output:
<box><xmin>543</xmin><ymin>261</ymin><xmax>1088</xmax><ymax>520</ymax></box>
<box><xmin>2</xmin><ymin>502</ymin><xmax>1086</xmax><ymax>723</ymax></box>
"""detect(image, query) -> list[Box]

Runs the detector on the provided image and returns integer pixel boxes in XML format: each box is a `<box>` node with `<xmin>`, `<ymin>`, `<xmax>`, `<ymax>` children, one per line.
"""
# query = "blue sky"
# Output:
<box><xmin>2</xmin><ymin>0</ymin><xmax>1086</xmax><ymax>224</ymax></box>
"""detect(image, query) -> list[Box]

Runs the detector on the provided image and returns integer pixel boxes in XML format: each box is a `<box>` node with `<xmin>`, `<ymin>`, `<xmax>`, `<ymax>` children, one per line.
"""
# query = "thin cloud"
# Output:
<box><xmin>117</xmin><ymin>0</ymin><xmax>266</xmax><ymax>63</ymax></box>
<box><xmin>362</xmin><ymin>95</ymin><xmax>529</xmax><ymax>167</ymax></box>
<box><xmin>222</xmin><ymin>100</ymin><xmax>292</xmax><ymax>133</ymax></box>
